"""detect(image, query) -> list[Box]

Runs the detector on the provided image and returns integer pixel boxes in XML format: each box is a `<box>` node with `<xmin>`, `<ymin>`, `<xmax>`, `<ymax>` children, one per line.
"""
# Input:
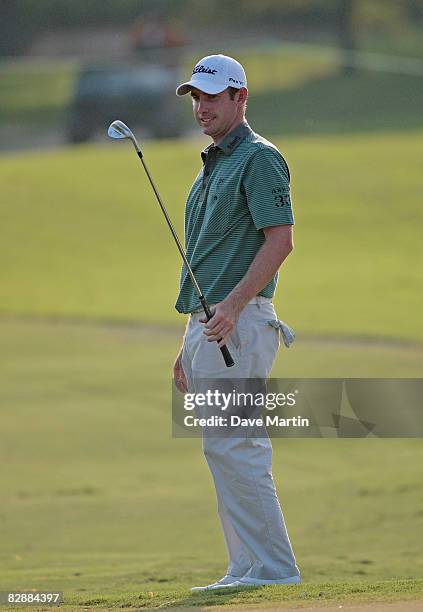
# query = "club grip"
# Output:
<box><xmin>220</xmin><ymin>343</ymin><xmax>235</xmax><ymax>368</ymax></box>
<box><xmin>200</xmin><ymin>297</ymin><xmax>235</xmax><ymax>368</ymax></box>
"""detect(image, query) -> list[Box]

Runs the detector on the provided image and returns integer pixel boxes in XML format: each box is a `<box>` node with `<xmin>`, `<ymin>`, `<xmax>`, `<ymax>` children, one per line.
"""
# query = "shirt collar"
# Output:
<box><xmin>201</xmin><ymin>121</ymin><xmax>252</xmax><ymax>163</ymax></box>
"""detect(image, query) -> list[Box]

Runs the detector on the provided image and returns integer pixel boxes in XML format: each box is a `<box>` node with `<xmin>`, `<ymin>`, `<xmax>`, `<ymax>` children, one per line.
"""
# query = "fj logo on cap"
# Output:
<box><xmin>193</xmin><ymin>65</ymin><xmax>217</xmax><ymax>76</ymax></box>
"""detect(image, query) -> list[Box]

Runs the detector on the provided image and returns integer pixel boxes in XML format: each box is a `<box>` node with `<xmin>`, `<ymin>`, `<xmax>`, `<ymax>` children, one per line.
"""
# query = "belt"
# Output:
<box><xmin>190</xmin><ymin>295</ymin><xmax>272</xmax><ymax>315</ymax></box>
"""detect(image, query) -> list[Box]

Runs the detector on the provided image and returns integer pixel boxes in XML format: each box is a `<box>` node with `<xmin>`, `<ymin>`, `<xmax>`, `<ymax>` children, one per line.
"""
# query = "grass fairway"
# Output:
<box><xmin>1</xmin><ymin>129</ymin><xmax>422</xmax><ymax>341</ymax></box>
<box><xmin>0</xmin><ymin>61</ymin><xmax>76</xmax><ymax>127</ymax></box>
<box><xmin>1</xmin><ymin>76</ymin><xmax>423</xmax><ymax>607</ymax></box>
<box><xmin>2</xmin><ymin>48</ymin><xmax>423</xmax><ymax>137</ymax></box>
<box><xmin>1</xmin><ymin>319</ymin><xmax>423</xmax><ymax>610</ymax></box>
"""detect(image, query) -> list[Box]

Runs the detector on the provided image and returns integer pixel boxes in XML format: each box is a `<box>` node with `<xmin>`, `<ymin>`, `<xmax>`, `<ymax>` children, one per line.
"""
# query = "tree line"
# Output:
<box><xmin>1</xmin><ymin>0</ymin><xmax>422</xmax><ymax>56</ymax></box>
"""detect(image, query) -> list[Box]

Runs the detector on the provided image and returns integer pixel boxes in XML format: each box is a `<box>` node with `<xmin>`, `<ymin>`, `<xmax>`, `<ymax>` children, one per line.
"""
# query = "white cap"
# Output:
<box><xmin>176</xmin><ymin>54</ymin><xmax>247</xmax><ymax>96</ymax></box>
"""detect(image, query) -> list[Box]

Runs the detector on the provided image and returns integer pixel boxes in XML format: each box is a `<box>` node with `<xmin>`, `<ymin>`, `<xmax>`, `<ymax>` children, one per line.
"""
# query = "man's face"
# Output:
<box><xmin>190</xmin><ymin>87</ymin><xmax>244</xmax><ymax>142</ymax></box>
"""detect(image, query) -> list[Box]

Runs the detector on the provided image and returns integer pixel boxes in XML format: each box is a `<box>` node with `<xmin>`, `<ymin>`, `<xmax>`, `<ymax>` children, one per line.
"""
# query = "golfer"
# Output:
<box><xmin>173</xmin><ymin>54</ymin><xmax>300</xmax><ymax>589</ymax></box>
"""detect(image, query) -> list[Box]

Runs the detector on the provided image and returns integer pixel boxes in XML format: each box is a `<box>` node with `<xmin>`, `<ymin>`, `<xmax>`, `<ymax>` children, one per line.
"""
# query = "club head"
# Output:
<box><xmin>108</xmin><ymin>120</ymin><xmax>140</xmax><ymax>152</ymax></box>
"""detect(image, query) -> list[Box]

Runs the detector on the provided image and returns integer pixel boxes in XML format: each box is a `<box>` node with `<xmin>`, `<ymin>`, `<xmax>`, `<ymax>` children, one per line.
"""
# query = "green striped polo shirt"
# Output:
<box><xmin>175</xmin><ymin>121</ymin><xmax>294</xmax><ymax>314</ymax></box>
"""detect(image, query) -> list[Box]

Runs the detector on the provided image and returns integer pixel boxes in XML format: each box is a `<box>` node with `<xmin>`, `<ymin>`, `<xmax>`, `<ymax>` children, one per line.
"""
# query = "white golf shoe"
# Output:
<box><xmin>218</xmin><ymin>575</ymin><xmax>301</xmax><ymax>587</ymax></box>
<box><xmin>190</xmin><ymin>574</ymin><xmax>241</xmax><ymax>591</ymax></box>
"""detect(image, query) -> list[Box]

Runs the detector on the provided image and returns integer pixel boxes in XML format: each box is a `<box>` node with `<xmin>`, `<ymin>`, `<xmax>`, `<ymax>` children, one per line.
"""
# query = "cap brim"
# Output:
<box><xmin>176</xmin><ymin>78</ymin><xmax>227</xmax><ymax>96</ymax></box>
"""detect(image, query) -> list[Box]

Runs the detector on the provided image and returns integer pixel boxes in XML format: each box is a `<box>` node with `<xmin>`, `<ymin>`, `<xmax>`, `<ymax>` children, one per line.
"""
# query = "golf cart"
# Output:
<box><xmin>67</xmin><ymin>62</ymin><xmax>183</xmax><ymax>143</ymax></box>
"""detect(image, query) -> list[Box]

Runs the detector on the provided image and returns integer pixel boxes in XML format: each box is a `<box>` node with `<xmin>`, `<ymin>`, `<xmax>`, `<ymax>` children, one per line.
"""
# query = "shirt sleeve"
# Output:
<box><xmin>242</xmin><ymin>147</ymin><xmax>294</xmax><ymax>230</ymax></box>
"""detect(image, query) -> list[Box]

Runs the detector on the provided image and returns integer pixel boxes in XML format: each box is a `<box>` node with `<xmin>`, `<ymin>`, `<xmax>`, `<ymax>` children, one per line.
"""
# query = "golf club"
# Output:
<box><xmin>107</xmin><ymin>120</ymin><xmax>234</xmax><ymax>368</ymax></box>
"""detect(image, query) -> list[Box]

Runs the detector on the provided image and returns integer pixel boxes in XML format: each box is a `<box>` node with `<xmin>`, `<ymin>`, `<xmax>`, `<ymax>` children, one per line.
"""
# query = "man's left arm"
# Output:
<box><xmin>202</xmin><ymin>224</ymin><xmax>293</xmax><ymax>346</ymax></box>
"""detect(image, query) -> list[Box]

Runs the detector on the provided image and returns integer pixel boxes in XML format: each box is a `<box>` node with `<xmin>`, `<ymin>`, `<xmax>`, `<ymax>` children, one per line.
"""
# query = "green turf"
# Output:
<box><xmin>1</xmin><ymin>319</ymin><xmax>422</xmax><ymax>609</ymax></box>
<box><xmin>249</xmin><ymin>71</ymin><xmax>423</xmax><ymax>135</ymax></box>
<box><xmin>1</xmin><ymin>130</ymin><xmax>422</xmax><ymax>340</ymax></box>
<box><xmin>231</xmin><ymin>48</ymin><xmax>423</xmax><ymax>135</ymax></box>
<box><xmin>2</xmin><ymin>47</ymin><xmax>423</xmax><ymax>609</ymax></box>
<box><xmin>2</xmin><ymin>46</ymin><xmax>423</xmax><ymax>136</ymax></box>
<box><xmin>0</xmin><ymin>61</ymin><xmax>76</xmax><ymax>126</ymax></box>
<box><xmin>360</xmin><ymin>24</ymin><xmax>423</xmax><ymax>60</ymax></box>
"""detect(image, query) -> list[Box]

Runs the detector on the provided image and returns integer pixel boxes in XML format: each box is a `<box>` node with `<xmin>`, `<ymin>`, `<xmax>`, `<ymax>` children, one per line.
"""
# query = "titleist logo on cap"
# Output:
<box><xmin>192</xmin><ymin>64</ymin><xmax>217</xmax><ymax>75</ymax></box>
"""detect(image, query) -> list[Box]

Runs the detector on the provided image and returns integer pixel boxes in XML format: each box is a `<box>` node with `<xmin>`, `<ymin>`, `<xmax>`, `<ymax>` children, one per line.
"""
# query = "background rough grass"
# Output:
<box><xmin>1</xmin><ymin>130</ymin><xmax>422</xmax><ymax>339</ymax></box>
<box><xmin>0</xmin><ymin>132</ymin><xmax>423</xmax><ymax>340</ymax></box>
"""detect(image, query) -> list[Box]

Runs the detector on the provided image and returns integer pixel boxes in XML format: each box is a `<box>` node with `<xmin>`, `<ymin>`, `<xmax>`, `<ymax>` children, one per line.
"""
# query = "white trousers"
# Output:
<box><xmin>182</xmin><ymin>299</ymin><xmax>300</xmax><ymax>580</ymax></box>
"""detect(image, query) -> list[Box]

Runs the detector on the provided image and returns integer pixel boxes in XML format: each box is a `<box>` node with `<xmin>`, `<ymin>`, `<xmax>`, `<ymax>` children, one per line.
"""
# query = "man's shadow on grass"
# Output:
<box><xmin>167</xmin><ymin>583</ymin><xmax>302</xmax><ymax>610</ymax></box>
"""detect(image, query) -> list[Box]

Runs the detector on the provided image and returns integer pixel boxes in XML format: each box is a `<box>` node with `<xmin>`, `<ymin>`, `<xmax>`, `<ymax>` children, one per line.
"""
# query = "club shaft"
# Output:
<box><xmin>109</xmin><ymin>121</ymin><xmax>233</xmax><ymax>364</ymax></box>
<box><xmin>137</xmin><ymin>152</ymin><xmax>203</xmax><ymax>298</ymax></box>
<box><xmin>135</xmin><ymin>151</ymin><xmax>234</xmax><ymax>368</ymax></box>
